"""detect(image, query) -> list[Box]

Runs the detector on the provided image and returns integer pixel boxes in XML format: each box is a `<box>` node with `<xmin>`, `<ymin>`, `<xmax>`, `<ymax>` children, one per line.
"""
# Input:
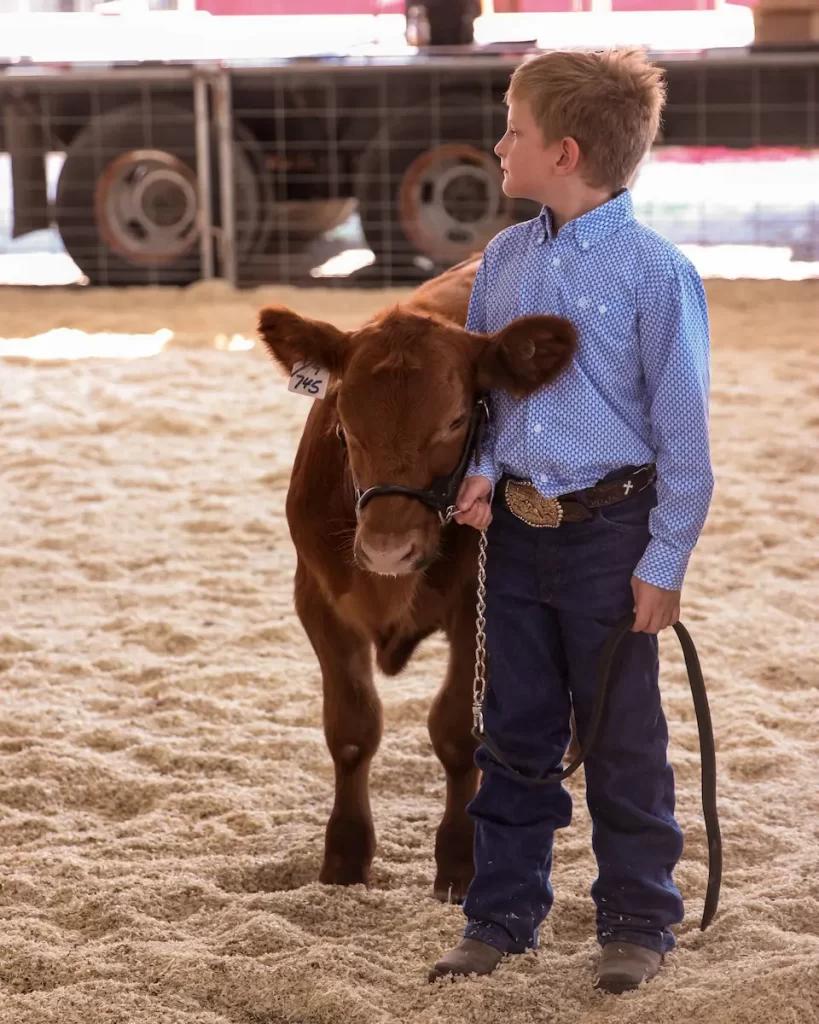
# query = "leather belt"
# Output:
<box><xmin>500</xmin><ymin>464</ymin><xmax>656</xmax><ymax>528</ymax></box>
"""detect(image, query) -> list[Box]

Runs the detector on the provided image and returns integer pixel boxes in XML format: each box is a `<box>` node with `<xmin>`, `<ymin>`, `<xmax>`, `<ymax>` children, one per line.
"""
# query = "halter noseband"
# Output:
<box><xmin>336</xmin><ymin>396</ymin><xmax>489</xmax><ymax>527</ymax></box>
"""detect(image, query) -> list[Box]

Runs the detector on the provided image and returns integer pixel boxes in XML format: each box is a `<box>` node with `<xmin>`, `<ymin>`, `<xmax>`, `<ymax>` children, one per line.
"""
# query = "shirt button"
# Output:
<box><xmin>599</xmin><ymin>304</ymin><xmax>607</xmax><ymax>314</ymax></box>
<box><xmin>540</xmin><ymin>473</ymin><xmax>549</xmax><ymax>483</ymax></box>
<box><xmin>533</xmin><ymin>423</ymin><xmax>542</xmax><ymax>434</ymax></box>
<box><xmin>581</xmin><ymin>240</ymin><xmax>590</xmax><ymax>250</ymax></box>
<box><xmin>552</xmin><ymin>256</ymin><xmax>560</xmax><ymax>267</ymax></box>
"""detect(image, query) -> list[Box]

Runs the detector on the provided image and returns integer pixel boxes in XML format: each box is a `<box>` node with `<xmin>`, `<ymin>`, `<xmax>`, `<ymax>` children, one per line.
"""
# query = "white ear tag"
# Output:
<box><xmin>288</xmin><ymin>360</ymin><xmax>329</xmax><ymax>400</ymax></box>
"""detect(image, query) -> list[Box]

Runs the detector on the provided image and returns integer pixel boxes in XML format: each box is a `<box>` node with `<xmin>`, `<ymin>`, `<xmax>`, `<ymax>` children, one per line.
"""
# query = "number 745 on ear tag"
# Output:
<box><xmin>288</xmin><ymin>360</ymin><xmax>329</xmax><ymax>400</ymax></box>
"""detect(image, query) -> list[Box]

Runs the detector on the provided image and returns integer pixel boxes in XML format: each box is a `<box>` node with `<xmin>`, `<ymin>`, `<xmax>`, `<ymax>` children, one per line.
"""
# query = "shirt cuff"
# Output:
<box><xmin>634</xmin><ymin>537</ymin><xmax>692</xmax><ymax>592</ymax></box>
<box><xmin>470</xmin><ymin>451</ymin><xmax>500</xmax><ymax>502</ymax></box>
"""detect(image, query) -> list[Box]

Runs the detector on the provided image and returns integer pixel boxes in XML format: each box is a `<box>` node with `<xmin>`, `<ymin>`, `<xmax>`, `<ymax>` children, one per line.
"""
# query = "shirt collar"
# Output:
<box><xmin>538</xmin><ymin>205</ymin><xmax>557</xmax><ymax>243</ymax></box>
<box><xmin>539</xmin><ymin>188</ymin><xmax>634</xmax><ymax>249</ymax></box>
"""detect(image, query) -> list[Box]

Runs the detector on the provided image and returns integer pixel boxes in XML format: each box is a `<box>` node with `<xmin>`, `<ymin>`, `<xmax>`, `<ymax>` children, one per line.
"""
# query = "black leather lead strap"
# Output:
<box><xmin>472</xmin><ymin>614</ymin><xmax>722</xmax><ymax>931</ymax></box>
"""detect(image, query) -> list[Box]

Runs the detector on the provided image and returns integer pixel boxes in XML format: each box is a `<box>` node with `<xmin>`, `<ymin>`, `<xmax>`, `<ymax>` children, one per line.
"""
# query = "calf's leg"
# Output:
<box><xmin>427</xmin><ymin>600</ymin><xmax>480</xmax><ymax>903</ymax></box>
<box><xmin>295</xmin><ymin>563</ymin><xmax>382</xmax><ymax>887</ymax></box>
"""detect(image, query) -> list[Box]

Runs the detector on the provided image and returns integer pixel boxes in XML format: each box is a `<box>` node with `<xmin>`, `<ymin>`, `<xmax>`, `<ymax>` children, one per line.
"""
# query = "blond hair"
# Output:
<box><xmin>507</xmin><ymin>48</ymin><xmax>666</xmax><ymax>190</ymax></box>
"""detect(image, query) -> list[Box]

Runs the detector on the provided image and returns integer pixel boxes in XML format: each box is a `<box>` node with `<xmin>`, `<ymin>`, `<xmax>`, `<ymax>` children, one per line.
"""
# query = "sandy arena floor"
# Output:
<box><xmin>1</xmin><ymin>278</ymin><xmax>818</xmax><ymax>1024</ymax></box>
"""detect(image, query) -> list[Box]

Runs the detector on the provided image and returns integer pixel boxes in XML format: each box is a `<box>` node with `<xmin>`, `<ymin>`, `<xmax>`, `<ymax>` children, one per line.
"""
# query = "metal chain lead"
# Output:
<box><xmin>472</xmin><ymin>528</ymin><xmax>489</xmax><ymax>735</ymax></box>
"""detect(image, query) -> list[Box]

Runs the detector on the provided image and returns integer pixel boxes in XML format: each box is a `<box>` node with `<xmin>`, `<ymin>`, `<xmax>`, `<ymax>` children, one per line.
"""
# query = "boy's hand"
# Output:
<box><xmin>631</xmin><ymin>577</ymin><xmax>681</xmax><ymax>634</ymax></box>
<box><xmin>454</xmin><ymin>476</ymin><xmax>493</xmax><ymax>531</ymax></box>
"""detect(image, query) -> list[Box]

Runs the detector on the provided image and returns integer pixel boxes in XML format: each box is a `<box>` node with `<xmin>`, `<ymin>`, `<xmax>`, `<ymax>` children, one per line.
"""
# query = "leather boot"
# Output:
<box><xmin>594</xmin><ymin>941</ymin><xmax>663</xmax><ymax>993</ymax></box>
<box><xmin>428</xmin><ymin>938</ymin><xmax>504</xmax><ymax>982</ymax></box>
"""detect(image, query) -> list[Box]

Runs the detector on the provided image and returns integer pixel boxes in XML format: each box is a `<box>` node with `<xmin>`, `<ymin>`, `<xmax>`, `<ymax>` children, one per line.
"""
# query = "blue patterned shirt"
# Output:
<box><xmin>469</xmin><ymin>189</ymin><xmax>713</xmax><ymax>591</ymax></box>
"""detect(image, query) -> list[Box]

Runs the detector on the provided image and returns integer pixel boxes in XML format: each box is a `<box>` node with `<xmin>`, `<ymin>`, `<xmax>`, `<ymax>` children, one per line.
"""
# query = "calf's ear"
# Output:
<box><xmin>474</xmin><ymin>314</ymin><xmax>577</xmax><ymax>397</ymax></box>
<box><xmin>258</xmin><ymin>306</ymin><xmax>349</xmax><ymax>377</ymax></box>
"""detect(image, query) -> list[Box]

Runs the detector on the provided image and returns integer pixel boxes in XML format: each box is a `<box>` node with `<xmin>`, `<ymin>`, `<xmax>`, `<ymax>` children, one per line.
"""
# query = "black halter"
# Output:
<box><xmin>336</xmin><ymin>396</ymin><xmax>489</xmax><ymax>526</ymax></box>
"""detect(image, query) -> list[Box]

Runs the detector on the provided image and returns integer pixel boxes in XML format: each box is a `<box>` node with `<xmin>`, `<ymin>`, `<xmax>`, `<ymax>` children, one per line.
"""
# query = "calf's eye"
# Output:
<box><xmin>449</xmin><ymin>415</ymin><xmax>467</xmax><ymax>431</ymax></box>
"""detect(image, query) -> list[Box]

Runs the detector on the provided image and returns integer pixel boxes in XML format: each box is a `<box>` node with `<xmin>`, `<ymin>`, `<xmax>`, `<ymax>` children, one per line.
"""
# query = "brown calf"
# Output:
<box><xmin>258</xmin><ymin>257</ymin><xmax>576</xmax><ymax>901</ymax></box>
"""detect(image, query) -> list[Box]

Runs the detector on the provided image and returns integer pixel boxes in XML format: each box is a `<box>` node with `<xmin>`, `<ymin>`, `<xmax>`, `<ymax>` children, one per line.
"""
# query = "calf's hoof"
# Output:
<box><xmin>432</xmin><ymin>861</ymin><xmax>474</xmax><ymax>904</ymax></box>
<box><xmin>319</xmin><ymin>856</ymin><xmax>371</xmax><ymax>888</ymax></box>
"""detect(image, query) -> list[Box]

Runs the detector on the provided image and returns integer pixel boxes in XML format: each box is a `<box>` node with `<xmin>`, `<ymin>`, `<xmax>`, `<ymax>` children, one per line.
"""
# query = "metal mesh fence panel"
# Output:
<box><xmin>0</xmin><ymin>52</ymin><xmax>817</xmax><ymax>288</ymax></box>
<box><xmin>232</xmin><ymin>53</ymin><xmax>819</xmax><ymax>287</ymax></box>
<box><xmin>0</xmin><ymin>69</ymin><xmax>214</xmax><ymax>286</ymax></box>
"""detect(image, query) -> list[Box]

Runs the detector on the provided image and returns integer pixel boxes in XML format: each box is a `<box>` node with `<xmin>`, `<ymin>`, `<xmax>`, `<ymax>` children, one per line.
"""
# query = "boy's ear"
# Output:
<box><xmin>555</xmin><ymin>136</ymin><xmax>582</xmax><ymax>176</ymax></box>
<box><xmin>257</xmin><ymin>306</ymin><xmax>348</xmax><ymax>377</ymax></box>
<box><xmin>473</xmin><ymin>314</ymin><xmax>577</xmax><ymax>397</ymax></box>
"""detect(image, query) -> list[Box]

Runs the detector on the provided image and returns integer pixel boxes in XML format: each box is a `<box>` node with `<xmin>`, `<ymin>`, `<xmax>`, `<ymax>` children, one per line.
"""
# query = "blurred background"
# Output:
<box><xmin>0</xmin><ymin>0</ymin><xmax>817</xmax><ymax>287</ymax></box>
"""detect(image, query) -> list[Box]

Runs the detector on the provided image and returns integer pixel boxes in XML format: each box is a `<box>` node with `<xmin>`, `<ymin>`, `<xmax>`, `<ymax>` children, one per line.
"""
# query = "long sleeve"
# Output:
<box><xmin>466</xmin><ymin>256</ymin><xmax>500</xmax><ymax>487</ymax></box>
<box><xmin>472</xmin><ymin>412</ymin><xmax>499</xmax><ymax>486</ymax></box>
<box><xmin>634</xmin><ymin>257</ymin><xmax>714</xmax><ymax>591</ymax></box>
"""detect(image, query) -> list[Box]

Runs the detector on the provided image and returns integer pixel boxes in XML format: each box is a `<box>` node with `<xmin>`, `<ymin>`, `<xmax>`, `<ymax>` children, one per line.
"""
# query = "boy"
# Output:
<box><xmin>428</xmin><ymin>49</ymin><xmax>713</xmax><ymax>993</ymax></box>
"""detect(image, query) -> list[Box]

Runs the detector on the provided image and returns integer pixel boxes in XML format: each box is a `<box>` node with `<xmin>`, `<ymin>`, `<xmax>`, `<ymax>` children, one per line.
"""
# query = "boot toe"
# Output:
<box><xmin>428</xmin><ymin>938</ymin><xmax>503</xmax><ymax>982</ymax></box>
<box><xmin>594</xmin><ymin>942</ymin><xmax>663</xmax><ymax>994</ymax></box>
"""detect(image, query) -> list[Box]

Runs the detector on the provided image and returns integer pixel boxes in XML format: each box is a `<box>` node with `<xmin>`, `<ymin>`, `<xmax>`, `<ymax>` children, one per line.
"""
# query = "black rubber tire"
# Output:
<box><xmin>55</xmin><ymin>102</ymin><xmax>264</xmax><ymax>287</ymax></box>
<box><xmin>355</xmin><ymin>98</ymin><xmax>538</xmax><ymax>279</ymax></box>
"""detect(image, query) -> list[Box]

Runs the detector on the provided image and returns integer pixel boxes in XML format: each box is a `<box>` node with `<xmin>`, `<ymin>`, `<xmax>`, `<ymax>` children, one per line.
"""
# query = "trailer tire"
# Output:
<box><xmin>355</xmin><ymin>101</ymin><xmax>537</xmax><ymax>277</ymax></box>
<box><xmin>55</xmin><ymin>102</ymin><xmax>265</xmax><ymax>287</ymax></box>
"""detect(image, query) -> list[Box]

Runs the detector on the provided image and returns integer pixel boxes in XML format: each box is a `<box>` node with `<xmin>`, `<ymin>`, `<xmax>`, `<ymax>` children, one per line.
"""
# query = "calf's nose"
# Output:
<box><xmin>357</xmin><ymin>533</ymin><xmax>420</xmax><ymax>575</ymax></box>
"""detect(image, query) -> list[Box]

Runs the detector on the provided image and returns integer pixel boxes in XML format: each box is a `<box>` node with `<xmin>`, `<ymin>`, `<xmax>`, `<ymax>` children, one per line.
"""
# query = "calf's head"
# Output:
<box><xmin>258</xmin><ymin>305</ymin><xmax>576</xmax><ymax>576</ymax></box>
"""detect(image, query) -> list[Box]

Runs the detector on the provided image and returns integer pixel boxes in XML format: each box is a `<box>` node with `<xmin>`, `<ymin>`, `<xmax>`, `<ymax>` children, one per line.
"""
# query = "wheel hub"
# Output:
<box><xmin>398</xmin><ymin>144</ymin><xmax>508</xmax><ymax>263</ymax></box>
<box><xmin>440</xmin><ymin>168</ymin><xmax>492</xmax><ymax>225</ymax></box>
<box><xmin>95</xmin><ymin>149</ymin><xmax>199</xmax><ymax>264</ymax></box>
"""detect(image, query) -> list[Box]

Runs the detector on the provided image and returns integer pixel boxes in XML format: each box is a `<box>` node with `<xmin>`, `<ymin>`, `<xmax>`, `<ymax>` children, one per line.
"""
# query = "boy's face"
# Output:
<box><xmin>494</xmin><ymin>98</ymin><xmax>573</xmax><ymax>207</ymax></box>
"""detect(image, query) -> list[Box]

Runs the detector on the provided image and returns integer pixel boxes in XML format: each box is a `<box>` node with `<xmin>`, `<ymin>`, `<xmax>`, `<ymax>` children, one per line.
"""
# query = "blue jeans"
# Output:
<box><xmin>462</xmin><ymin>482</ymin><xmax>684</xmax><ymax>957</ymax></box>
